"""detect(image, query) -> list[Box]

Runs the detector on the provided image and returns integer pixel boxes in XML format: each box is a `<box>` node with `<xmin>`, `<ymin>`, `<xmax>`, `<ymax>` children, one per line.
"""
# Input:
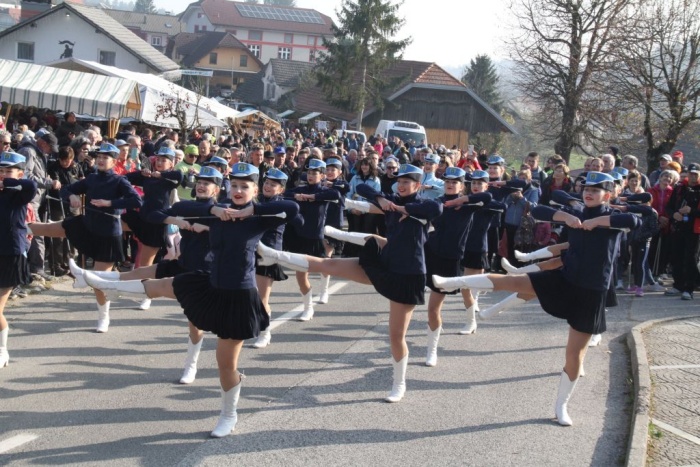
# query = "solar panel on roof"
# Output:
<box><xmin>236</xmin><ymin>4</ymin><xmax>325</xmax><ymax>24</ymax></box>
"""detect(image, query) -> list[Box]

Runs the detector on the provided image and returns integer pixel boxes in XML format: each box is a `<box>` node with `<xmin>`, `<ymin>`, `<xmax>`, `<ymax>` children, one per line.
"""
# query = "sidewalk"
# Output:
<box><xmin>628</xmin><ymin>316</ymin><xmax>700</xmax><ymax>467</ymax></box>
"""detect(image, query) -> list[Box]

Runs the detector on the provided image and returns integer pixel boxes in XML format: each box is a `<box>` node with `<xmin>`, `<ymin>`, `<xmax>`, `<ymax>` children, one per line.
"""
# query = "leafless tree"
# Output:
<box><xmin>604</xmin><ymin>0</ymin><xmax>700</xmax><ymax>171</ymax></box>
<box><xmin>508</xmin><ymin>0</ymin><xmax>639</xmax><ymax>162</ymax></box>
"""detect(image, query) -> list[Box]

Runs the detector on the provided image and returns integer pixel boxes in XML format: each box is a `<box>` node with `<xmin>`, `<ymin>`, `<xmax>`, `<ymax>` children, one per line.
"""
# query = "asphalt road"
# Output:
<box><xmin>1</xmin><ymin>273</ymin><xmax>695</xmax><ymax>466</ymax></box>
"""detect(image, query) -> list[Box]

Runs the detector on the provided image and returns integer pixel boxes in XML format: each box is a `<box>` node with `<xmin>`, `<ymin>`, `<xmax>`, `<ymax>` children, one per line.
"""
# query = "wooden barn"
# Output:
<box><xmin>293</xmin><ymin>60</ymin><xmax>515</xmax><ymax>148</ymax></box>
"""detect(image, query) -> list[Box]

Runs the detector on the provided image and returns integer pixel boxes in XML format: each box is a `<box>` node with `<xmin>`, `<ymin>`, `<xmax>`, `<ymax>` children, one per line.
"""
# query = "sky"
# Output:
<box><xmin>153</xmin><ymin>0</ymin><xmax>514</xmax><ymax>74</ymax></box>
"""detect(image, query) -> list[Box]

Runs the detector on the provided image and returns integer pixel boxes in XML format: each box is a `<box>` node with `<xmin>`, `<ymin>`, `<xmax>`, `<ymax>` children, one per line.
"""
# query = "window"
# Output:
<box><xmin>307</xmin><ymin>35</ymin><xmax>316</xmax><ymax>46</ymax></box>
<box><xmin>99</xmin><ymin>50</ymin><xmax>116</xmax><ymax>66</ymax></box>
<box><xmin>194</xmin><ymin>25</ymin><xmax>199</xmax><ymax>32</ymax></box>
<box><xmin>248</xmin><ymin>30</ymin><xmax>262</xmax><ymax>41</ymax></box>
<box><xmin>240</xmin><ymin>55</ymin><xmax>248</xmax><ymax>67</ymax></box>
<box><xmin>309</xmin><ymin>49</ymin><xmax>316</xmax><ymax>63</ymax></box>
<box><xmin>284</xmin><ymin>33</ymin><xmax>293</xmax><ymax>44</ymax></box>
<box><xmin>201</xmin><ymin>25</ymin><xmax>207</xmax><ymax>31</ymax></box>
<box><xmin>278</xmin><ymin>47</ymin><xmax>291</xmax><ymax>60</ymax></box>
<box><xmin>151</xmin><ymin>36</ymin><xmax>162</xmax><ymax>46</ymax></box>
<box><xmin>197</xmin><ymin>12</ymin><xmax>203</xmax><ymax>18</ymax></box>
<box><xmin>248</xmin><ymin>44</ymin><xmax>260</xmax><ymax>58</ymax></box>
<box><xmin>209</xmin><ymin>52</ymin><xmax>218</xmax><ymax>65</ymax></box>
<box><xmin>17</xmin><ymin>42</ymin><xmax>34</xmax><ymax>61</ymax></box>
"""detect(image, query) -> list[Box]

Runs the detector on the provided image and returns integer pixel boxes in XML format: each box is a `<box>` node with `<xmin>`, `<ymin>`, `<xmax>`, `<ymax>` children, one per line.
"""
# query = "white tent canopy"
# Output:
<box><xmin>0</xmin><ymin>59</ymin><xmax>141</xmax><ymax>119</ymax></box>
<box><xmin>47</xmin><ymin>58</ymin><xmax>234</xmax><ymax>129</ymax></box>
<box><xmin>299</xmin><ymin>111</ymin><xmax>322</xmax><ymax>124</ymax></box>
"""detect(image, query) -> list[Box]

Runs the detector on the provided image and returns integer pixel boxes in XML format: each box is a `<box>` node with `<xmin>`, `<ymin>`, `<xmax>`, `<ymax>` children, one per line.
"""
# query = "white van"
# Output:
<box><xmin>334</xmin><ymin>129</ymin><xmax>367</xmax><ymax>147</ymax></box>
<box><xmin>375</xmin><ymin>120</ymin><xmax>427</xmax><ymax>146</ymax></box>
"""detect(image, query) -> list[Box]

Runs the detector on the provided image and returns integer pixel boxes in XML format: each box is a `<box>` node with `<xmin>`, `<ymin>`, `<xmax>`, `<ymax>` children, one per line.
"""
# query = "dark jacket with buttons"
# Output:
<box><xmin>0</xmin><ymin>178</ymin><xmax>37</xmax><ymax>255</ymax></box>
<box><xmin>126</xmin><ymin>170</ymin><xmax>184</xmax><ymax>220</ymax></box>
<box><xmin>532</xmin><ymin>202</ymin><xmax>640</xmax><ymax>291</ymax></box>
<box><xmin>177</xmin><ymin>200</ymin><xmax>299</xmax><ymax>290</ymax></box>
<box><xmin>427</xmin><ymin>192</ymin><xmax>493</xmax><ymax>260</ymax></box>
<box><xmin>285</xmin><ymin>183</ymin><xmax>340</xmax><ymax>240</ymax></box>
<box><xmin>258</xmin><ymin>194</ymin><xmax>288</xmax><ymax>250</ymax></box>
<box><xmin>357</xmin><ymin>185</ymin><xmax>442</xmax><ymax>275</ymax></box>
<box><xmin>325</xmin><ymin>179</ymin><xmax>350</xmax><ymax>229</ymax></box>
<box><xmin>61</xmin><ymin>169</ymin><xmax>142</xmax><ymax>237</ymax></box>
<box><xmin>148</xmin><ymin>198</ymin><xmax>215</xmax><ymax>272</ymax></box>
<box><xmin>464</xmin><ymin>199</ymin><xmax>506</xmax><ymax>253</ymax></box>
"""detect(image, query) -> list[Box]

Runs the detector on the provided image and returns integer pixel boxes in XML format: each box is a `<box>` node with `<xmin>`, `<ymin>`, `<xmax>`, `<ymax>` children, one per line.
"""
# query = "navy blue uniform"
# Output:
<box><xmin>0</xmin><ymin>178</ymin><xmax>37</xmax><ymax>256</ymax></box>
<box><xmin>427</xmin><ymin>192</ymin><xmax>493</xmax><ymax>260</ymax></box>
<box><xmin>285</xmin><ymin>183</ymin><xmax>341</xmax><ymax>240</ymax></box>
<box><xmin>324</xmin><ymin>179</ymin><xmax>350</xmax><ymax>229</ymax></box>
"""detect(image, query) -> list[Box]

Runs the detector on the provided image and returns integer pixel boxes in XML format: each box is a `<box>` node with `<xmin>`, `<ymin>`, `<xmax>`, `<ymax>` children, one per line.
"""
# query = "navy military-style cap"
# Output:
<box><xmin>95</xmin><ymin>143</ymin><xmax>119</xmax><ymax>157</ymax></box>
<box><xmin>230</xmin><ymin>162</ymin><xmax>259</xmax><ymax>183</ymax></box>
<box><xmin>155</xmin><ymin>146</ymin><xmax>176</xmax><ymax>161</ymax></box>
<box><xmin>325</xmin><ymin>157</ymin><xmax>342</xmax><ymax>167</ymax></box>
<box><xmin>264</xmin><ymin>168</ymin><xmax>289</xmax><ymax>184</ymax></box>
<box><xmin>581</xmin><ymin>171</ymin><xmax>615</xmax><ymax>191</ymax></box>
<box><xmin>307</xmin><ymin>159</ymin><xmax>327</xmax><ymax>172</ymax></box>
<box><xmin>470</xmin><ymin>170</ymin><xmax>489</xmax><ymax>182</ymax></box>
<box><xmin>424</xmin><ymin>153</ymin><xmax>440</xmax><ymax>164</ymax></box>
<box><xmin>442</xmin><ymin>166</ymin><xmax>466</xmax><ymax>182</ymax></box>
<box><xmin>196</xmin><ymin>166</ymin><xmax>223</xmax><ymax>186</ymax></box>
<box><xmin>612</xmin><ymin>167</ymin><xmax>629</xmax><ymax>178</ymax></box>
<box><xmin>396</xmin><ymin>163</ymin><xmax>422</xmax><ymax>181</ymax></box>
<box><xmin>203</xmin><ymin>156</ymin><xmax>229</xmax><ymax>168</ymax></box>
<box><xmin>488</xmin><ymin>155</ymin><xmax>505</xmax><ymax>165</ymax></box>
<box><xmin>0</xmin><ymin>151</ymin><xmax>26</xmax><ymax>169</ymax></box>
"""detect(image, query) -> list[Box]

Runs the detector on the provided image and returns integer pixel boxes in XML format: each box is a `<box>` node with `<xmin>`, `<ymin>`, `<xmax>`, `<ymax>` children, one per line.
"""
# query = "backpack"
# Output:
<box><xmin>514</xmin><ymin>204</ymin><xmax>538</xmax><ymax>251</ymax></box>
<box><xmin>628</xmin><ymin>208</ymin><xmax>660</xmax><ymax>242</ymax></box>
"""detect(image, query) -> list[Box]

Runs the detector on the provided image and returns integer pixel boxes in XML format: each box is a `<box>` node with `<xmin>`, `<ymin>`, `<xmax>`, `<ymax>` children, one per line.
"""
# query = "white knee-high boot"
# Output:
<box><xmin>180</xmin><ymin>336</ymin><xmax>204</xmax><ymax>384</ymax></box>
<box><xmin>252</xmin><ymin>327</ymin><xmax>271</xmax><ymax>349</ymax></box>
<box><xmin>323</xmin><ymin>226</ymin><xmax>370</xmax><ymax>246</ymax></box>
<box><xmin>256</xmin><ymin>243</ymin><xmax>309</xmax><ymax>272</ymax></box>
<box><xmin>299</xmin><ymin>290</ymin><xmax>314</xmax><ymax>321</ymax></box>
<box><xmin>69</xmin><ymin>258</ymin><xmax>120</xmax><ymax>289</ymax></box>
<box><xmin>210</xmin><ymin>374</ymin><xmax>245</xmax><ymax>438</ymax></box>
<box><xmin>479</xmin><ymin>293</ymin><xmax>527</xmax><ymax>319</ymax></box>
<box><xmin>0</xmin><ymin>327</ymin><xmax>9</xmax><ymax>368</ymax></box>
<box><xmin>501</xmin><ymin>258</ymin><xmax>541</xmax><ymax>274</ymax></box>
<box><xmin>96</xmin><ymin>301</ymin><xmax>111</xmax><ymax>333</ymax></box>
<box><xmin>425</xmin><ymin>327</ymin><xmax>441</xmax><ymax>367</ymax></box>
<box><xmin>515</xmin><ymin>247</ymin><xmax>553</xmax><ymax>262</ymax></box>
<box><xmin>554</xmin><ymin>371</ymin><xmax>579</xmax><ymax>426</ymax></box>
<box><xmin>318</xmin><ymin>274</ymin><xmax>331</xmax><ymax>304</ymax></box>
<box><xmin>459</xmin><ymin>304</ymin><xmax>478</xmax><ymax>335</ymax></box>
<box><xmin>385</xmin><ymin>354</ymin><xmax>408</xmax><ymax>403</ymax></box>
<box><xmin>432</xmin><ymin>274</ymin><xmax>494</xmax><ymax>293</ymax></box>
<box><xmin>84</xmin><ymin>271</ymin><xmax>148</xmax><ymax>302</ymax></box>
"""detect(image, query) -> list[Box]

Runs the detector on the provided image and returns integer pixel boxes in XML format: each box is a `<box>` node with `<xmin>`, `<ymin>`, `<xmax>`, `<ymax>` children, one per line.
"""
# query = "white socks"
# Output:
<box><xmin>210</xmin><ymin>374</ymin><xmax>245</xmax><ymax>438</ymax></box>
<box><xmin>385</xmin><ymin>354</ymin><xmax>408</xmax><ymax>402</ymax></box>
<box><xmin>180</xmin><ymin>336</ymin><xmax>204</xmax><ymax>384</ymax></box>
<box><xmin>0</xmin><ymin>327</ymin><xmax>9</xmax><ymax>368</ymax></box>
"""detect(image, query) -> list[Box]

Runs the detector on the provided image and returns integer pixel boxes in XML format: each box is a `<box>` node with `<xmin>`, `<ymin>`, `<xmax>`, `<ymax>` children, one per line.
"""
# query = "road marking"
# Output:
<box><xmin>650</xmin><ymin>364</ymin><xmax>700</xmax><ymax>370</ymax></box>
<box><xmin>268</xmin><ymin>282</ymin><xmax>347</xmax><ymax>331</ymax></box>
<box><xmin>684</xmin><ymin>321</ymin><xmax>700</xmax><ymax>329</ymax></box>
<box><xmin>0</xmin><ymin>434</ymin><xmax>38</xmax><ymax>454</ymax></box>
<box><xmin>651</xmin><ymin>418</ymin><xmax>700</xmax><ymax>446</ymax></box>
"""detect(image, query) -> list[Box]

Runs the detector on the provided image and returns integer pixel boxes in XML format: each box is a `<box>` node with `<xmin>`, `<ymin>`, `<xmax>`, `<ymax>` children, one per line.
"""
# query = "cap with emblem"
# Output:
<box><xmin>95</xmin><ymin>143</ymin><xmax>119</xmax><ymax>157</ymax></box>
<box><xmin>264</xmin><ymin>168</ymin><xmax>289</xmax><ymax>184</ymax></box>
<box><xmin>155</xmin><ymin>147</ymin><xmax>176</xmax><ymax>161</ymax></box>
<box><xmin>396</xmin><ymin>164</ymin><xmax>422</xmax><ymax>181</ymax></box>
<box><xmin>230</xmin><ymin>162</ymin><xmax>259</xmax><ymax>182</ymax></box>
<box><xmin>203</xmin><ymin>156</ymin><xmax>229</xmax><ymax>168</ymax></box>
<box><xmin>325</xmin><ymin>157</ymin><xmax>342</xmax><ymax>167</ymax></box>
<box><xmin>0</xmin><ymin>151</ymin><xmax>26</xmax><ymax>169</ymax></box>
<box><xmin>307</xmin><ymin>159</ymin><xmax>327</xmax><ymax>172</ymax></box>
<box><xmin>196</xmin><ymin>166</ymin><xmax>223</xmax><ymax>186</ymax></box>
<box><xmin>612</xmin><ymin>167</ymin><xmax>629</xmax><ymax>178</ymax></box>
<box><xmin>581</xmin><ymin>171</ymin><xmax>615</xmax><ymax>191</ymax></box>
<box><xmin>488</xmin><ymin>155</ymin><xmax>505</xmax><ymax>166</ymax></box>
<box><xmin>424</xmin><ymin>153</ymin><xmax>440</xmax><ymax>164</ymax></box>
<box><xmin>470</xmin><ymin>170</ymin><xmax>489</xmax><ymax>182</ymax></box>
<box><xmin>442</xmin><ymin>166</ymin><xmax>466</xmax><ymax>182</ymax></box>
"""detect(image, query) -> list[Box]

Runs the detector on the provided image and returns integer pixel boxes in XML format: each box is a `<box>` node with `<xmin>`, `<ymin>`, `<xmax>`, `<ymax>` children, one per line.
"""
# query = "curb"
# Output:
<box><xmin>625</xmin><ymin>315</ymin><xmax>698</xmax><ymax>467</ymax></box>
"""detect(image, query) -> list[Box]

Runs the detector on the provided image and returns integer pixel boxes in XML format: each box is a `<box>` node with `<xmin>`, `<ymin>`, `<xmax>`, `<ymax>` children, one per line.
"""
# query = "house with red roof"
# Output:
<box><xmin>178</xmin><ymin>0</ymin><xmax>333</xmax><ymax>65</ymax></box>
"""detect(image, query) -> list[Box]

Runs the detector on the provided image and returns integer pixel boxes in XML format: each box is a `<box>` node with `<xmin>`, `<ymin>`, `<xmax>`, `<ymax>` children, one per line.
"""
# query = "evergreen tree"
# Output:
<box><xmin>315</xmin><ymin>0</ymin><xmax>411</xmax><ymax>130</ymax></box>
<box><xmin>133</xmin><ymin>0</ymin><xmax>155</xmax><ymax>13</ymax></box>
<box><xmin>461</xmin><ymin>55</ymin><xmax>502</xmax><ymax>112</ymax></box>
